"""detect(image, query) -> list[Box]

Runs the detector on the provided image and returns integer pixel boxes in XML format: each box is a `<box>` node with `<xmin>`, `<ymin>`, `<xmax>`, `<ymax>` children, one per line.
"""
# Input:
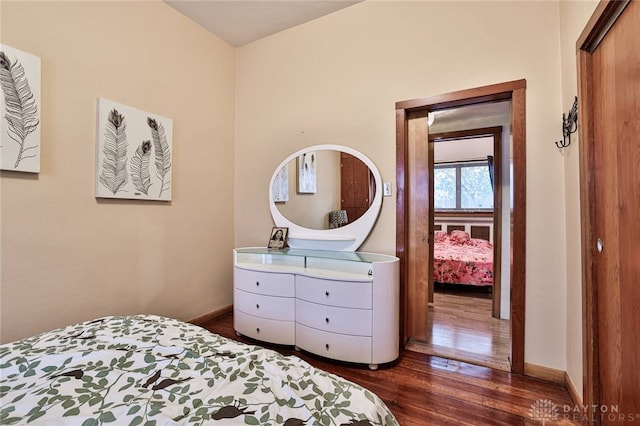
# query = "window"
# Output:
<box><xmin>434</xmin><ymin>161</ymin><xmax>494</xmax><ymax>210</ymax></box>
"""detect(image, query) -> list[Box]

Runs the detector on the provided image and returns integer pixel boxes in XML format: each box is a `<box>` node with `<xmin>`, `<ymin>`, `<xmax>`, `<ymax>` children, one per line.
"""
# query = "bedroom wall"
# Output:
<box><xmin>558</xmin><ymin>0</ymin><xmax>600</xmax><ymax>402</ymax></box>
<box><xmin>0</xmin><ymin>1</ymin><xmax>236</xmax><ymax>343</ymax></box>
<box><xmin>234</xmin><ymin>1</ymin><xmax>569</xmax><ymax>370</ymax></box>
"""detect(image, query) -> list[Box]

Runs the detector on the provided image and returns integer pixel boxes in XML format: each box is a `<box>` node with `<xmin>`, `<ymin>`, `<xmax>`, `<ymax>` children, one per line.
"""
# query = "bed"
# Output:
<box><xmin>0</xmin><ymin>315</ymin><xmax>397</xmax><ymax>425</ymax></box>
<box><xmin>433</xmin><ymin>230</ymin><xmax>493</xmax><ymax>286</ymax></box>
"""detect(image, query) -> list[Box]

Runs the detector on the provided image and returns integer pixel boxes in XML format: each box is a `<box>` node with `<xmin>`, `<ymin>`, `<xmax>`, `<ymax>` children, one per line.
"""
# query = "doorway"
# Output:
<box><xmin>395</xmin><ymin>80</ymin><xmax>526</xmax><ymax>374</ymax></box>
<box><xmin>418</xmin><ymin>124</ymin><xmax>510</xmax><ymax>371</ymax></box>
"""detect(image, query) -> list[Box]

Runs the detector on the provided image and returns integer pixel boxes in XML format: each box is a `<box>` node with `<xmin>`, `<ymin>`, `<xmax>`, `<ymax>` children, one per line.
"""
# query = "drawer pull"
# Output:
<box><xmin>325</xmin><ymin>343</ymin><xmax>330</xmax><ymax>351</ymax></box>
<box><xmin>256</xmin><ymin>281</ymin><xmax>260</xmax><ymax>286</ymax></box>
<box><xmin>325</xmin><ymin>291</ymin><xmax>330</xmax><ymax>297</ymax></box>
<box><xmin>325</xmin><ymin>317</ymin><xmax>330</xmax><ymax>324</ymax></box>
<box><xmin>256</xmin><ymin>304</ymin><xmax>260</xmax><ymax>309</ymax></box>
<box><xmin>256</xmin><ymin>328</ymin><xmax>260</xmax><ymax>334</ymax></box>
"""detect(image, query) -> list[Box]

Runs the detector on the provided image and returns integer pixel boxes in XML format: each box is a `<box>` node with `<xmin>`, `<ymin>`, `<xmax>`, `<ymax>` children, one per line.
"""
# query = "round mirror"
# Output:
<box><xmin>272</xmin><ymin>150</ymin><xmax>376</xmax><ymax>230</ymax></box>
<box><xmin>269</xmin><ymin>145</ymin><xmax>382</xmax><ymax>251</ymax></box>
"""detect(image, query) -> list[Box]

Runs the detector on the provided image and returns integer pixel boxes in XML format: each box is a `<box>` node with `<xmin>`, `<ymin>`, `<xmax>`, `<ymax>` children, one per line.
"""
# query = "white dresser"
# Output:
<box><xmin>233</xmin><ymin>247</ymin><xmax>399</xmax><ymax>369</ymax></box>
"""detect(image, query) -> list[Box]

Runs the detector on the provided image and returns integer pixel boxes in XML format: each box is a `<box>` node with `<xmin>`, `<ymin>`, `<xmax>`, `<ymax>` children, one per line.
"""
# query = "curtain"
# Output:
<box><xmin>487</xmin><ymin>155</ymin><xmax>494</xmax><ymax>191</ymax></box>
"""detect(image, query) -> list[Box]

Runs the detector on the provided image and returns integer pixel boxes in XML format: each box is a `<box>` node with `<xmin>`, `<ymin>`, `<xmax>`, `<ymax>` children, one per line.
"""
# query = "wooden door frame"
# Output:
<box><xmin>396</xmin><ymin>79</ymin><xmax>526</xmax><ymax>374</ymax></box>
<box><xmin>429</xmin><ymin>127</ymin><xmax>503</xmax><ymax>319</ymax></box>
<box><xmin>577</xmin><ymin>0</ymin><xmax>631</xmax><ymax>418</ymax></box>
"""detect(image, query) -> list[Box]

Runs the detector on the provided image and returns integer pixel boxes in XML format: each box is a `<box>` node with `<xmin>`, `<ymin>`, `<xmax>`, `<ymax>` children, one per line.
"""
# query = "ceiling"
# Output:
<box><xmin>164</xmin><ymin>0</ymin><xmax>362</xmax><ymax>47</ymax></box>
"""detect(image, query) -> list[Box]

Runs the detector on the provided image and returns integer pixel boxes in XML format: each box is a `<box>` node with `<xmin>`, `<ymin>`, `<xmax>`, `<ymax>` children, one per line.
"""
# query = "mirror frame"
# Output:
<box><xmin>269</xmin><ymin>144</ymin><xmax>382</xmax><ymax>252</ymax></box>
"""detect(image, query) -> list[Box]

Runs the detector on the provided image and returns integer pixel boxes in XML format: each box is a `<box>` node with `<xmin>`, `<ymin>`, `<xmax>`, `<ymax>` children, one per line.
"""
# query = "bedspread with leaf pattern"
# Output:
<box><xmin>0</xmin><ymin>315</ymin><xmax>397</xmax><ymax>425</ymax></box>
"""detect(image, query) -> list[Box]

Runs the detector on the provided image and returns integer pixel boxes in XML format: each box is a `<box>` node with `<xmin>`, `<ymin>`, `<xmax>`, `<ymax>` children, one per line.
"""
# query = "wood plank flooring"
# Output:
<box><xmin>201</xmin><ymin>313</ymin><xmax>579</xmax><ymax>425</ymax></box>
<box><xmin>409</xmin><ymin>287</ymin><xmax>511</xmax><ymax>371</ymax></box>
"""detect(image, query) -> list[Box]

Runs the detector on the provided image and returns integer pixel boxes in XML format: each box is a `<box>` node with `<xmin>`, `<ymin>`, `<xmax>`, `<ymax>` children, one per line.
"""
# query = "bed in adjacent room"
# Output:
<box><xmin>433</xmin><ymin>230</ymin><xmax>494</xmax><ymax>286</ymax></box>
<box><xmin>0</xmin><ymin>315</ymin><xmax>397</xmax><ymax>425</ymax></box>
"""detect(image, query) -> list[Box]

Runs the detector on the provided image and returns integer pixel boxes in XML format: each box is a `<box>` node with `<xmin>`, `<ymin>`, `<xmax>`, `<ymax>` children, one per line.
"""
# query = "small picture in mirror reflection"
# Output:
<box><xmin>297</xmin><ymin>152</ymin><xmax>316</xmax><ymax>194</ymax></box>
<box><xmin>272</xmin><ymin>165</ymin><xmax>289</xmax><ymax>202</ymax></box>
<box><xmin>267</xmin><ymin>227</ymin><xmax>288</xmax><ymax>249</ymax></box>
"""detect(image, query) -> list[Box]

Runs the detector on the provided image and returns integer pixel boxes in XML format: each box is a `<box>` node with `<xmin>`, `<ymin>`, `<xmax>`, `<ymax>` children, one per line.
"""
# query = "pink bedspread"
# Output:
<box><xmin>433</xmin><ymin>230</ymin><xmax>493</xmax><ymax>286</ymax></box>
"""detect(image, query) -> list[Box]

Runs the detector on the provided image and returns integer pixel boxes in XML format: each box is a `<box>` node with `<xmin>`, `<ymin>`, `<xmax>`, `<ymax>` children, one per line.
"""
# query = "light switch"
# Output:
<box><xmin>383</xmin><ymin>182</ymin><xmax>392</xmax><ymax>196</ymax></box>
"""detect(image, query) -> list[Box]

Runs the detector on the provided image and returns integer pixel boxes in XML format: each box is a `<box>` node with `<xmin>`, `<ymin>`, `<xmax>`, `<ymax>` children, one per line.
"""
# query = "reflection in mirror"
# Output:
<box><xmin>271</xmin><ymin>150</ymin><xmax>376</xmax><ymax>230</ymax></box>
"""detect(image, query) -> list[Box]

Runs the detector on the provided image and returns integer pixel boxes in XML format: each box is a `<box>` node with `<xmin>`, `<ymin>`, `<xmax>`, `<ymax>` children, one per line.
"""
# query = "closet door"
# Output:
<box><xmin>341</xmin><ymin>152</ymin><xmax>371</xmax><ymax>223</ymax></box>
<box><xmin>580</xmin><ymin>0</ymin><xmax>640</xmax><ymax>421</ymax></box>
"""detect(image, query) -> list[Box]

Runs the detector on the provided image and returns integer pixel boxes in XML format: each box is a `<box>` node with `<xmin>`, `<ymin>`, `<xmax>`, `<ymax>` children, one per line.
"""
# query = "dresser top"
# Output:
<box><xmin>235</xmin><ymin>247</ymin><xmax>398</xmax><ymax>264</ymax></box>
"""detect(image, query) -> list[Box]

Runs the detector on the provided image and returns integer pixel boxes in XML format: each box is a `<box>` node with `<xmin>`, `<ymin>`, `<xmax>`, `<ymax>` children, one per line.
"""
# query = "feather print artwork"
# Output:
<box><xmin>96</xmin><ymin>98</ymin><xmax>172</xmax><ymax>201</ymax></box>
<box><xmin>147</xmin><ymin>117</ymin><xmax>172</xmax><ymax>198</ymax></box>
<box><xmin>0</xmin><ymin>48</ymin><xmax>41</xmax><ymax>172</ymax></box>
<box><xmin>130</xmin><ymin>140</ymin><xmax>152</xmax><ymax>195</ymax></box>
<box><xmin>99</xmin><ymin>109</ymin><xmax>129</xmax><ymax>195</ymax></box>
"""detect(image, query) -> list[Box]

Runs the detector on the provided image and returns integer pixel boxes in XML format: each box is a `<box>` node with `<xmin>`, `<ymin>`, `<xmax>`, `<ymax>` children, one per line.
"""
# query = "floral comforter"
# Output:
<box><xmin>0</xmin><ymin>315</ymin><xmax>397</xmax><ymax>425</ymax></box>
<box><xmin>433</xmin><ymin>230</ymin><xmax>493</xmax><ymax>286</ymax></box>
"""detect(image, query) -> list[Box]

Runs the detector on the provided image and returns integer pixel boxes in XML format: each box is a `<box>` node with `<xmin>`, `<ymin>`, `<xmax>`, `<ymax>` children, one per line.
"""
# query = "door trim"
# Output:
<box><xmin>577</xmin><ymin>0</ymin><xmax>631</xmax><ymax>418</ymax></box>
<box><xmin>396</xmin><ymin>79</ymin><xmax>526</xmax><ymax>374</ymax></box>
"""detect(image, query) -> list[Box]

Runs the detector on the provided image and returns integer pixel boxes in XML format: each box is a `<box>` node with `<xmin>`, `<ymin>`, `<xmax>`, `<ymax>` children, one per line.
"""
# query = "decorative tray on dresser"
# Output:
<box><xmin>233</xmin><ymin>247</ymin><xmax>399</xmax><ymax>369</ymax></box>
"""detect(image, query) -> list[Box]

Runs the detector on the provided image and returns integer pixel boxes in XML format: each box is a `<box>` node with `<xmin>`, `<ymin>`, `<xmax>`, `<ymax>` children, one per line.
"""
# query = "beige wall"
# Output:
<box><xmin>235</xmin><ymin>1</ymin><xmax>571</xmax><ymax>369</ymax></box>
<box><xmin>0</xmin><ymin>1</ymin><xmax>236</xmax><ymax>342</ymax></box>
<box><xmin>559</xmin><ymin>0</ymin><xmax>600</xmax><ymax>402</ymax></box>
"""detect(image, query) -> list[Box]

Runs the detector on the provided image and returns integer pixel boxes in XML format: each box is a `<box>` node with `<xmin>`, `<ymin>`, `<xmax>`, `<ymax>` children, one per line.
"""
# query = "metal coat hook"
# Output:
<box><xmin>555</xmin><ymin>96</ymin><xmax>578</xmax><ymax>149</ymax></box>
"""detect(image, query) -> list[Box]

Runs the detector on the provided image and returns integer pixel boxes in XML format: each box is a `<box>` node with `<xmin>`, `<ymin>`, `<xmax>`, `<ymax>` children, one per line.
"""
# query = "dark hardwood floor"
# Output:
<box><xmin>201</xmin><ymin>313</ymin><xmax>579</xmax><ymax>425</ymax></box>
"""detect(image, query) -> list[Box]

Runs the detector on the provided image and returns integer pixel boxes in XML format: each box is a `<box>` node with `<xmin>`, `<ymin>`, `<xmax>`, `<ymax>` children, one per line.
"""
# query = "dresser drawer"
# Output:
<box><xmin>234</xmin><ymin>267</ymin><xmax>295</xmax><ymax>297</ymax></box>
<box><xmin>296</xmin><ymin>299</ymin><xmax>371</xmax><ymax>336</ymax></box>
<box><xmin>234</xmin><ymin>311</ymin><xmax>295</xmax><ymax>345</ymax></box>
<box><xmin>296</xmin><ymin>275</ymin><xmax>372</xmax><ymax>309</ymax></box>
<box><xmin>295</xmin><ymin>323</ymin><xmax>372</xmax><ymax>364</ymax></box>
<box><xmin>235</xmin><ymin>290</ymin><xmax>294</xmax><ymax>321</ymax></box>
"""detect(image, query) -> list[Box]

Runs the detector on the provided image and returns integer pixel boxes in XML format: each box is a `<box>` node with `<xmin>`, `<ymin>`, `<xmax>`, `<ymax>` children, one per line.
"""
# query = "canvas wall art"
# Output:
<box><xmin>297</xmin><ymin>151</ymin><xmax>316</xmax><ymax>194</ymax></box>
<box><xmin>96</xmin><ymin>98</ymin><xmax>173</xmax><ymax>201</ymax></box>
<box><xmin>0</xmin><ymin>45</ymin><xmax>41</xmax><ymax>173</ymax></box>
<box><xmin>272</xmin><ymin>163</ymin><xmax>289</xmax><ymax>202</ymax></box>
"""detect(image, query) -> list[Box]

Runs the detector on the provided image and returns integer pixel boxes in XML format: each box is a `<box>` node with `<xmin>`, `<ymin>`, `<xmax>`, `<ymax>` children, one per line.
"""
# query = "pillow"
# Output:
<box><xmin>469</xmin><ymin>238</ymin><xmax>492</xmax><ymax>248</ymax></box>
<box><xmin>434</xmin><ymin>230</ymin><xmax>448</xmax><ymax>243</ymax></box>
<box><xmin>449</xmin><ymin>230</ymin><xmax>470</xmax><ymax>245</ymax></box>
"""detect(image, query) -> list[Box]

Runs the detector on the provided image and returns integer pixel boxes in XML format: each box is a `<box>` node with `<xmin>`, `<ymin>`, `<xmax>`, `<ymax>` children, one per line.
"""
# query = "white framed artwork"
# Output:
<box><xmin>0</xmin><ymin>45</ymin><xmax>41</xmax><ymax>173</ymax></box>
<box><xmin>272</xmin><ymin>163</ymin><xmax>289</xmax><ymax>202</ymax></box>
<box><xmin>296</xmin><ymin>151</ymin><xmax>316</xmax><ymax>194</ymax></box>
<box><xmin>96</xmin><ymin>98</ymin><xmax>173</xmax><ymax>201</ymax></box>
